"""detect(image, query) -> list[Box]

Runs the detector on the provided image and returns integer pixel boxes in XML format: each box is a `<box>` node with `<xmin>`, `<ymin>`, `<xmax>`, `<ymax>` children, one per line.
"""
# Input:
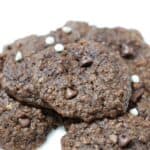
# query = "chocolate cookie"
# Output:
<box><xmin>2</xmin><ymin>41</ymin><xmax>131</xmax><ymax>122</ymax></box>
<box><xmin>86</xmin><ymin>26</ymin><xmax>150</xmax><ymax>120</ymax></box>
<box><xmin>0</xmin><ymin>90</ymin><xmax>59</xmax><ymax>150</ymax></box>
<box><xmin>62</xmin><ymin>115</ymin><xmax>150</xmax><ymax>150</ymax></box>
<box><xmin>0</xmin><ymin>35</ymin><xmax>51</xmax><ymax>107</ymax></box>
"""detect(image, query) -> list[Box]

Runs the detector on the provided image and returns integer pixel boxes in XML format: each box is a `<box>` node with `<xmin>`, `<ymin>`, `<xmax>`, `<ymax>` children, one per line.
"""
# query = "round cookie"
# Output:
<box><xmin>62</xmin><ymin>115</ymin><xmax>150</xmax><ymax>150</ymax></box>
<box><xmin>0</xmin><ymin>89</ymin><xmax>59</xmax><ymax>150</ymax></box>
<box><xmin>0</xmin><ymin>35</ymin><xmax>52</xmax><ymax>107</ymax></box>
<box><xmin>2</xmin><ymin>41</ymin><xmax>131</xmax><ymax>122</ymax></box>
<box><xmin>86</xmin><ymin>26</ymin><xmax>150</xmax><ymax>120</ymax></box>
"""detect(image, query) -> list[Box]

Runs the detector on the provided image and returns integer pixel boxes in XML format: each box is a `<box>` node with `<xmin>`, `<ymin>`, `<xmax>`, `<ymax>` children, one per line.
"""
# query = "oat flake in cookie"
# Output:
<box><xmin>61</xmin><ymin>115</ymin><xmax>150</xmax><ymax>150</ymax></box>
<box><xmin>0</xmin><ymin>90</ymin><xmax>59</xmax><ymax>150</ymax></box>
<box><xmin>2</xmin><ymin>40</ymin><xmax>131</xmax><ymax>121</ymax></box>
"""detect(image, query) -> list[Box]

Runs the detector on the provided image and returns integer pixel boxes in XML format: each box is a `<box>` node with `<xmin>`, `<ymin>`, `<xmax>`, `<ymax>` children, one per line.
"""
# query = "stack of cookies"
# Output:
<box><xmin>0</xmin><ymin>21</ymin><xmax>149</xmax><ymax>150</ymax></box>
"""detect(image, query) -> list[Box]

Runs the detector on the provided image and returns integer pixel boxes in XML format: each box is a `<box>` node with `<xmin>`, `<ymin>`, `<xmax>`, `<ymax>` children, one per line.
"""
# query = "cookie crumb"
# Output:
<box><xmin>81</xmin><ymin>56</ymin><xmax>93</xmax><ymax>67</ymax></box>
<box><xmin>45</xmin><ymin>36</ymin><xmax>55</xmax><ymax>45</ymax></box>
<box><xmin>109</xmin><ymin>134</ymin><xmax>118</xmax><ymax>144</ymax></box>
<box><xmin>119</xmin><ymin>134</ymin><xmax>131</xmax><ymax>147</ymax></box>
<box><xmin>65</xmin><ymin>88</ymin><xmax>78</xmax><ymax>99</ymax></box>
<box><xmin>54</xmin><ymin>43</ymin><xmax>64</xmax><ymax>52</ymax></box>
<box><xmin>19</xmin><ymin>118</ymin><xmax>30</xmax><ymax>127</ymax></box>
<box><xmin>62</xmin><ymin>26</ymin><xmax>72</xmax><ymax>34</ymax></box>
<box><xmin>129</xmin><ymin>108</ymin><xmax>139</xmax><ymax>116</ymax></box>
<box><xmin>15</xmin><ymin>51</ymin><xmax>23</xmax><ymax>62</ymax></box>
<box><xmin>131</xmin><ymin>75</ymin><xmax>140</xmax><ymax>83</ymax></box>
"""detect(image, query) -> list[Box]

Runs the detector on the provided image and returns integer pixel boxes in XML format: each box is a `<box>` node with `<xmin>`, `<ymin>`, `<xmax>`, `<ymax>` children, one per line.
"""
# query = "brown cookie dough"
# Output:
<box><xmin>128</xmin><ymin>47</ymin><xmax>150</xmax><ymax>92</ymax></box>
<box><xmin>127</xmin><ymin>48</ymin><xmax>150</xmax><ymax>120</ymax></box>
<box><xmin>85</xmin><ymin>26</ymin><xmax>149</xmax><ymax>91</ymax></box>
<box><xmin>0</xmin><ymin>55</ymin><xmax>5</xmax><ymax>73</ymax></box>
<box><xmin>86</xmin><ymin>26</ymin><xmax>145</xmax><ymax>56</ymax></box>
<box><xmin>3</xmin><ymin>35</ymin><xmax>47</xmax><ymax>58</ymax></box>
<box><xmin>136</xmin><ymin>91</ymin><xmax>150</xmax><ymax>120</ymax></box>
<box><xmin>49</xmin><ymin>21</ymin><xmax>91</xmax><ymax>44</ymax></box>
<box><xmin>0</xmin><ymin>90</ymin><xmax>59</xmax><ymax>150</ymax></box>
<box><xmin>62</xmin><ymin>115</ymin><xmax>150</xmax><ymax>150</ymax></box>
<box><xmin>0</xmin><ymin>53</ymin><xmax>6</xmax><ymax>88</ymax></box>
<box><xmin>0</xmin><ymin>35</ymin><xmax>50</xmax><ymax>107</ymax></box>
<box><xmin>2</xmin><ymin>41</ymin><xmax>131</xmax><ymax>122</ymax></box>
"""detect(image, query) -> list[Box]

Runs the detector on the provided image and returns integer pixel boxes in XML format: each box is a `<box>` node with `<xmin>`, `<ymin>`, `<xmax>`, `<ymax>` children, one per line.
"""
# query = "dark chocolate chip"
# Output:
<box><xmin>121</xmin><ymin>44</ymin><xmax>135</xmax><ymax>58</ymax></box>
<box><xmin>119</xmin><ymin>134</ymin><xmax>131</xmax><ymax>147</ymax></box>
<box><xmin>16</xmin><ymin>110</ymin><xmax>27</xmax><ymax>118</ymax></box>
<box><xmin>6</xmin><ymin>45</ymin><xmax>12</xmax><ymax>50</ymax></box>
<box><xmin>19</xmin><ymin>118</ymin><xmax>30</xmax><ymax>127</ymax></box>
<box><xmin>132</xmin><ymin>82</ymin><xmax>144</xmax><ymax>90</ymax></box>
<box><xmin>81</xmin><ymin>56</ymin><xmax>93</xmax><ymax>67</ymax></box>
<box><xmin>65</xmin><ymin>88</ymin><xmax>78</xmax><ymax>99</ymax></box>
<box><xmin>131</xmin><ymin>88</ymin><xmax>144</xmax><ymax>103</ymax></box>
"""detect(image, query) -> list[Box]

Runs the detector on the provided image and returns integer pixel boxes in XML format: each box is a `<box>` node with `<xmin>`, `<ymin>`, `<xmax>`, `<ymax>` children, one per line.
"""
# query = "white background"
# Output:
<box><xmin>0</xmin><ymin>0</ymin><xmax>150</xmax><ymax>149</ymax></box>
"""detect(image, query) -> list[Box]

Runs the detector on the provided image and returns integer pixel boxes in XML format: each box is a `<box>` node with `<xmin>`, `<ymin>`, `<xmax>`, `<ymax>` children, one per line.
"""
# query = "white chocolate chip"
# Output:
<box><xmin>62</xmin><ymin>26</ymin><xmax>72</xmax><ymax>34</ymax></box>
<box><xmin>129</xmin><ymin>108</ymin><xmax>139</xmax><ymax>116</ymax></box>
<box><xmin>6</xmin><ymin>103</ymin><xmax>13</xmax><ymax>110</ymax></box>
<box><xmin>38</xmin><ymin>77</ymin><xmax>44</xmax><ymax>83</ymax></box>
<box><xmin>45</xmin><ymin>36</ymin><xmax>55</xmax><ymax>45</ymax></box>
<box><xmin>15</xmin><ymin>51</ymin><xmax>23</xmax><ymax>62</ymax></box>
<box><xmin>131</xmin><ymin>75</ymin><xmax>140</xmax><ymax>83</ymax></box>
<box><xmin>54</xmin><ymin>43</ymin><xmax>64</xmax><ymax>52</ymax></box>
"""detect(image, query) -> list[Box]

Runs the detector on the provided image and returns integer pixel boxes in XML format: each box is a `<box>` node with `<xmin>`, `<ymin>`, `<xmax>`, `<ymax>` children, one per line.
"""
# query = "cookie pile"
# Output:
<box><xmin>0</xmin><ymin>21</ymin><xmax>149</xmax><ymax>150</ymax></box>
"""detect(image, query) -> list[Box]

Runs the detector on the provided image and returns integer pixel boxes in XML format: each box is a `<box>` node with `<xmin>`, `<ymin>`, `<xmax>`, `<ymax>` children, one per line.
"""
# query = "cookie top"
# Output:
<box><xmin>2</xmin><ymin>40</ymin><xmax>131</xmax><ymax>122</ymax></box>
<box><xmin>85</xmin><ymin>26</ymin><xmax>149</xmax><ymax>89</ymax></box>
<box><xmin>0</xmin><ymin>90</ymin><xmax>59</xmax><ymax>150</ymax></box>
<box><xmin>3</xmin><ymin>35</ymin><xmax>47</xmax><ymax>58</ymax></box>
<box><xmin>62</xmin><ymin>115</ymin><xmax>150</xmax><ymax>150</ymax></box>
<box><xmin>49</xmin><ymin>21</ymin><xmax>90</xmax><ymax>44</ymax></box>
<box><xmin>86</xmin><ymin>26</ymin><xmax>144</xmax><ymax>49</ymax></box>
